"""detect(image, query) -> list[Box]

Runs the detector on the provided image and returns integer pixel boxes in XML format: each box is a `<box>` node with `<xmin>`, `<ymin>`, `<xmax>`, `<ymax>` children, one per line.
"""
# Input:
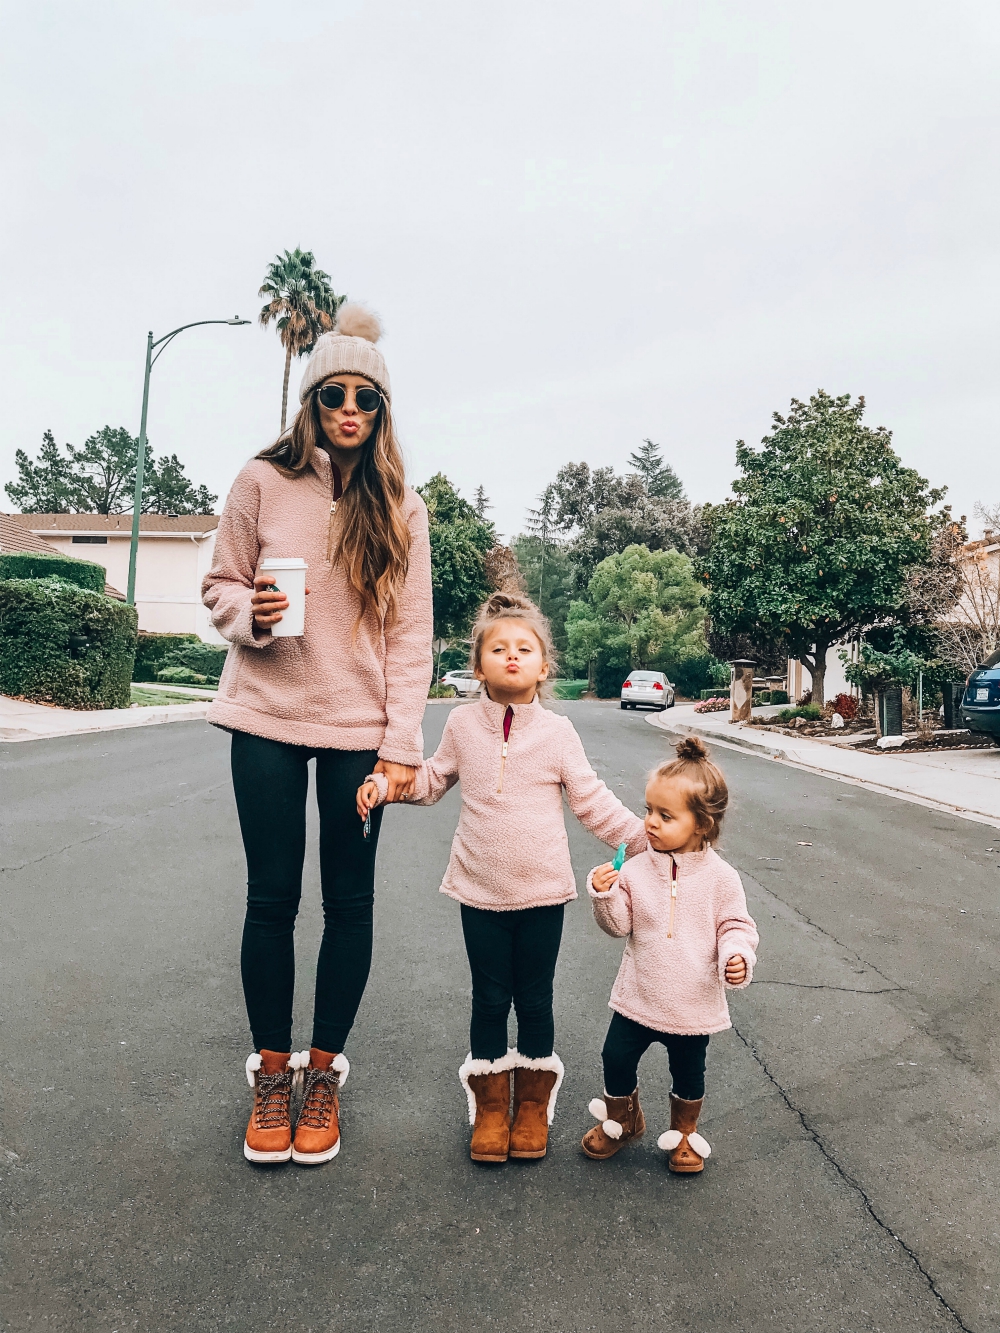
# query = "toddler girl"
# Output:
<box><xmin>582</xmin><ymin>736</ymin><xmax>758</xmax><ymax>1173</ymax></box>
<box><xmin>358</xmin><ymin>592</ymin><xmax>645</xmax><ymax>1163</ymax></box>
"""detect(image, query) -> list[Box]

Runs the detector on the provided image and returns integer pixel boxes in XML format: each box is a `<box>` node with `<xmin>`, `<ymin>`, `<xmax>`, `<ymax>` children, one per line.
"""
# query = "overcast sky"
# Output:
<box><xmin>2</xmin><ymin>0</ymin><xmax>998</xmax><ymax>540</ymax></box>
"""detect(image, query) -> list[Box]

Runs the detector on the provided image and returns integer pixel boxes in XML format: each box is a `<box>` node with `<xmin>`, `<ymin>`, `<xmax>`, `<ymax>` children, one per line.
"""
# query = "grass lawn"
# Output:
<box><xmin>130</xmin><ymin>686</ymin><xmax>212</xmax><ymax>707</ymax></box>
<box><xmin>552</xmin><ymin>679</ymin><xmax>589</xmax><ymax>700</ymax></box>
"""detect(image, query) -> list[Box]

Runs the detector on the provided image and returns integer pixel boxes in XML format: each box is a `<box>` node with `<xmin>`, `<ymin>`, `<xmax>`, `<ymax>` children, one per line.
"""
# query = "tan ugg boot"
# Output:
<box><xmin>244</xmin><ymin>1049</ymin><xmax>304</xmax><ymax>1163</ymax></box>
<box><xmin>658</xmin><ymin>1094</ymin><xmax>711</xmax><ymax>1173</ymax></box>
<box><xmin>460</xmin><ymin>1051</ymin><xmax>516</xmax><ymax>1163</ymax></box>
<box><xmin>509</xmin><ymin>1054</ymin><xmax>564</xmax><ymax>1160</ymax></box>
<box><xmin>581</xmin><ymin>1088</ymin><xmax>645</xmax><ymax>1160</ymax></box>
<box><xmin>292</xmin><ymin>1048</ymin><xmax>350</xmax><ymax>1165</ymax></box>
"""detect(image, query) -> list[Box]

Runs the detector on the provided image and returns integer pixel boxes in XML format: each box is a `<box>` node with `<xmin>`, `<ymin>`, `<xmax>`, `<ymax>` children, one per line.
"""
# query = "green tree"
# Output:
<box><xmin>70</xmin><ymin>426</ymin><xmax>148</xmax><ymax>514</ymax></box>
<box><xmin>5</xmin><ymin>430</ymin><xmax>81</xmax><ymax>512</ymax></box>
<box><xmin>700</xmin><ymin>391</ymin><xmax>947</xmax><ymax>706</ymax></box>
<box><xmin>417</xmin><ymin>473</ymin><xmax>496</xmax><ymax>676</ymax></box>
<box><xmin>511</xmin><ymin>535</ymin><xmax>575</xmax><ymax>654</ymax></box>
<box><xmin>259</xmin><ymin>247</ymin><xmax>344</xmax><ymax>433</ymax></box>
<box><xmin>143</xmin><ymin>454</ymin><xmax>218</xmax><ymax>515</ymax></box>
<box><xmin>628</xmin><ymin>439</ymin><xmax>685</xmax><ymax>500</ymax></box>
<box><xmin>473</xmin><ymin>485</ymin><xmax>492</xmax><ymax>519</ymax></box>
<box><xmin>566</xmin><ymin>544</ymin><xmax>706</xmax><ymax>678</ymax></box>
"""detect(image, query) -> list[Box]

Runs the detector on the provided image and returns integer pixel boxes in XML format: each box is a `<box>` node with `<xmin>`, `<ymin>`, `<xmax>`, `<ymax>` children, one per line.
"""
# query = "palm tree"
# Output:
<box><xmin>259</xmin><ymin>248</ymin><xmax>344</xmax><ymax>432</ymax></box>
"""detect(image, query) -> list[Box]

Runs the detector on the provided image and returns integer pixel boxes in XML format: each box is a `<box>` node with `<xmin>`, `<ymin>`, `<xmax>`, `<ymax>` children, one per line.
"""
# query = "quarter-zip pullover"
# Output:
<box><xmin>407</xmin><ymin>691</ymin><xmax>647</xmax><ymax>910</ymax></box>
<box><xmin>588</xmin><ymin>845</ymin><xmax>758</xmax><ymax>1035</ymax></box>
<box><xmin>201</xmin><ymin>450</ymin><xmax>433</xmax><ymax>763</ymax></box>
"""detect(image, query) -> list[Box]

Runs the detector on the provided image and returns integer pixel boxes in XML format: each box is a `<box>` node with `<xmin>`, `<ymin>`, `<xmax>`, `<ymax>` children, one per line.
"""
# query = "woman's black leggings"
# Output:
<box><xmin>602</xmin><ymin>1010</ymin><xmax>710</xmax><ymax>1100</ymax></box>
<box><xmin>230</xmin><ymin>731</ymin><xmax>383</xmax><ymax>1055</ymax></box>
<box><xmin>460</xmin><ymin>902</ymin><xmax>564</xmax><ymax>1061</ymax></box>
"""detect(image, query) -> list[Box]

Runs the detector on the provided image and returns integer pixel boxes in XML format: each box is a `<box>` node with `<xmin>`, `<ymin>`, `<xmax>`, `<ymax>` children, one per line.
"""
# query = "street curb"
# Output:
<box><xmin>646</xmin><ymin>711</ymin><xmax>1000</xmax><ymax>830</ymax></box>
<box><xmin>0</xmin><ymin>701</ymin><xmax>212</xmax><ymax>743</ymax></box>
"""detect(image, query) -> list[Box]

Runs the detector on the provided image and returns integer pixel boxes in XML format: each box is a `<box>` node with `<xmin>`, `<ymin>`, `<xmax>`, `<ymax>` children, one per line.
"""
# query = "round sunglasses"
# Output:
<box><xmin>317</xmin><ymin>383</ymin><xmax>383</xmax><ymax>414</ymax></box>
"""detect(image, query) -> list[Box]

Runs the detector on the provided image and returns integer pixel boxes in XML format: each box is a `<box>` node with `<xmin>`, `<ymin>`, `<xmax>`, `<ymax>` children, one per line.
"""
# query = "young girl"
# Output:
<box><xmin>582</xmin><ymin>736</ymin><xmax>758</xmax><ymax>1173</ymax></box>
<box><xmin>358</xmin><ymin>592</ymin><xmax>646</xmax><ymax>1163</ymax></box>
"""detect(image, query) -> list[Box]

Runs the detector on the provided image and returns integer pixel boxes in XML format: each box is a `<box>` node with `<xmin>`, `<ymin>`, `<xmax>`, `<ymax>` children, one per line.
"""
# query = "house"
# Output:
<box><xmin>0</xmin><ymin>512</ymin><xmax>125</xmax><ymax>598</ymax></box>
<box><xmin>12</xmin><ymin>514</ymin><xmax>222</xmax><ymax>640</ymax></box>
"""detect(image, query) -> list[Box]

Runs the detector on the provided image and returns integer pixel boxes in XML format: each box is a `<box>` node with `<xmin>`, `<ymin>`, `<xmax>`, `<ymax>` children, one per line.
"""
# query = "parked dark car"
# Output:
<box><xmin>961</xmin><ymin>648</ymin><xmax>1000</xmax><ymax>739</ymax></box>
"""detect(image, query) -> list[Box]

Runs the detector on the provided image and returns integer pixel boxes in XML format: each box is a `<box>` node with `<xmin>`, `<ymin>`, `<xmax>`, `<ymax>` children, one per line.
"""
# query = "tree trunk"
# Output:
<box><xmin>804</xmin><ymin>644</ymin><xmax>830</xmax><ymax>707</ymax></box>
<box><xmin>280</xmin><ymin>343</ymin><xmax>292</xmax><ymax>434</ymax></box>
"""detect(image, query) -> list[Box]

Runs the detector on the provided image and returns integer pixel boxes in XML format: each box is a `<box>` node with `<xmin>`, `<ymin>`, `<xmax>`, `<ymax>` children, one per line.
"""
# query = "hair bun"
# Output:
<box><xmin>334</xmin><ymin>302</ymin><xmax>383</xmax><ymax>344</ymax></box>
<box><xmin>675</xmin><ymin>736</ymin><xmax>710</xmax><ymax>762</ymax></box>
<box><xmin>483</xmin><ymin>590</ymin><xmax>536</xmax><ymax>617</ymax></box>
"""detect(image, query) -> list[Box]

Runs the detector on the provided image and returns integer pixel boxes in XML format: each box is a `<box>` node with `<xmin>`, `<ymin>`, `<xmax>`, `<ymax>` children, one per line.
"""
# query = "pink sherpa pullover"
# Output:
<box><xmin>395</xmin><ymin>691</ymin><xmax>647</xmax><ymax>910</ymax></box>
<box><xmin>588</xmin><ymin>845</ymin><xmax>758</xmax><ymax>1035</ymax></box>
<box><xmin>201</xmin><ymin>449</ymin><xmax>433</xmax><ymax>764</ymax></box>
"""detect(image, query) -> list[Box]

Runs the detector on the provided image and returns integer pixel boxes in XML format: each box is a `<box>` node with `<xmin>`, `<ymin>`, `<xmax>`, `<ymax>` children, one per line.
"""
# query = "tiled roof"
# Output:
<box><xmin>0</xmin><ymin>513</ymin><xmax>126</xmax><ymax>599</ymax></box>
<box><xmin>16</xmin><ymin>513</ymin><xmax>219</xmax><ymax>534</ymax></box>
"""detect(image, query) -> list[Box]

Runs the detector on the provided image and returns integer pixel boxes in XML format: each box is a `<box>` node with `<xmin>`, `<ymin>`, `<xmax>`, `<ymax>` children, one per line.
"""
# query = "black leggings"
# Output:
<box><xmin>460</xmin><ymin>902</ymin><xmax>564</xmax><ymax>1061</ymax></box>
<box><xmin>602</xmin><ymin>1010</ymin><xmax>710</xmax><ymax>1100</ymax></box>
<box><xmin>230</xmin><ymin>731</ymin><xmax>383</xmax><ymax>1055</ymax></box>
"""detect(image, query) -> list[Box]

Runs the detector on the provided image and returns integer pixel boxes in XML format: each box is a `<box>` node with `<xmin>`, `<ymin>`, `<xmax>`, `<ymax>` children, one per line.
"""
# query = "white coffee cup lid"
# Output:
<box><xmin>260</xmin><ymin>557</ymin><xmax>308</xmax><ymax>569</ymax></box>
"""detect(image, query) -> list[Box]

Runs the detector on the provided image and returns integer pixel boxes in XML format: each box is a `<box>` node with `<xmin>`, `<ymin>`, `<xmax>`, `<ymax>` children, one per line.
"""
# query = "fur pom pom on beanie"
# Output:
<box><xmin>298</xmin><ymin>302</ymin><xmax>391</xmax><ymax>403</ymax></box>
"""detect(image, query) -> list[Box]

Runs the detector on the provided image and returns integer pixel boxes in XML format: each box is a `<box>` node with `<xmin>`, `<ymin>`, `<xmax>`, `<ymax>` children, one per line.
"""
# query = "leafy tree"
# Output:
<box><xmin>473</xmin><ymin>485</ymin><xmax>492</xmax><ymax>519</ymax></box>
<box><xmin>417</xmin><ymin>474</ymin><xmax>497</xmax><ymax>676</ymax></box>
<box><xmin>5</xmin><ymin>426</ymin><xmax>216</xmax><ymax>515</ymax></box>
<box><xmin>511</xmin><ymin>535</ymin><xmax>575</xmax><ymax>654</ymax></box>
<box><xmin>566</xmin><ymin>544</ymin><xmax>706</xmax><ymax>678</ymax></box>
<box><xmin>700</xmin><ymin>391</ymin><xmax>947</xmax><ymax>705</ymax></box>
<box><xmin>259</xmin><ymin>248</ymin><xmax>344</xmax><ymax>433</ymax></box>
<box><xmin>5</xmin><ymin>431</ymin><xmax>81</xmax><ymax>512</ymax></box>
<box><xmin>628</xmin><ymin>439</ymin><xmax>685</xmax><ymax>500</ymax></box>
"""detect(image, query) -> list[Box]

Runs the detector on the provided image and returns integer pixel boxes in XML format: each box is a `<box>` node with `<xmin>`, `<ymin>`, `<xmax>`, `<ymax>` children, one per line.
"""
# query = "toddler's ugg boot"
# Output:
<box><xmin>244</xmin><ymin>1049</ymin><xmax>305</xmax><ymax>1163</ymax></box>
<box><xmin>509</xmin><ymin>1053</ymin><xmax>564</xmax><ymax>1160</ymax></box>
<box><xmin>292</xmin><ymin>1048</ymin><xmax>350</xmax><ymax>1165</ymax></box>
<box><xmin>459</xmin><ymin>1051</ymin><xmax>516</xmax><ymax>1163</ymax></box>
<box><xmin>581</xmin><ymin>1088</ymin><xmax>645</xmax><ymax>1159</ymax></box>
<box><xmin>657</xmin><ymin>1094</ymin><xmax>711</xmax><ymax>1173</ymax></box>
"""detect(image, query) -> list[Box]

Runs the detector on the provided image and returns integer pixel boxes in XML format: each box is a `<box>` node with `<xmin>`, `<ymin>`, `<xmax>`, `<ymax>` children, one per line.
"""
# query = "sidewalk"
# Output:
<box><xmin>649</xmin><ymin>703</ymin><xmax>1000</xmax><ymax>828</ymax></box>
<box><xmin>0</xmin><ymin>693</ymin><xmax>212</xmax><ymax>742</ymax></box>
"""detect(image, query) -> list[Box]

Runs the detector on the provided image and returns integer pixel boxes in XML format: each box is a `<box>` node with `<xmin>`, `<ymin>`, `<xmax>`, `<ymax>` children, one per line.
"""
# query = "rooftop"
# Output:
<box><xmin>16</xmin><ymin>513</ymin><xmax>219</xmax><ymax>534</ymax></box>
<box><xmin>0</xmin><ymin>513</ymin><xmax>125</xmax><ymax>598</ymax></box>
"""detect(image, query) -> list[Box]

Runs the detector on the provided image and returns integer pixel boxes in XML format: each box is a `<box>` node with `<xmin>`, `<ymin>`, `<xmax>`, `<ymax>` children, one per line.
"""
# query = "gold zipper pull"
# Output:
<box><xmin>497</xmin><ymin>740</ymin><xmax>509</xmax><ymax>793</ymax></box>
<box><xmin>668</xmin><ymin>859</ymin><xmax>677</xmax><ymax>938</ymax></box>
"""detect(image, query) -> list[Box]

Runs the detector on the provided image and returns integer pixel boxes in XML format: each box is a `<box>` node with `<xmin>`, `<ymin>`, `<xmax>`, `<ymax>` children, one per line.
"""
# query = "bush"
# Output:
<box><xmin>832</xmin><ymin>692</ymin><xmax>858</xmax><ymax>721</ymax></box>
<box><xmin>594</xmin><ymin>654</ymin><xmax>631</xmax><ymax>699</ymax></box>
<box><xmin>769</xmin><ymin>690</ymin><xmax>789</xmax><ymax>705</ymax></box>
<box><xmin>156</xmin><ymin>665</ymin><xmax>209</xmax><ymax>685</ymax></box>
<box><xmin>776</xmin><ymin>703</ymin><xmax>822</xmax><ymax>724</ymax></box>
<box><xmin>552</xmin><ymin>679</ymin><xmax>588</xmax><ymax>700</ymax></box>
<box><xmin>694</xmin><ymin>696</ymin><xmax>729</xmax><ymax>713</ymax></box>
<box><xmin>0</xmin><ymin>550</ymin><xmax>106</xmax><ymax>593</ymax></box>
<box><xmin>133</xmin><ymin>632</ymin><xmax>201</xmax><ymax>682</ymax></box>
<box><xmin>160</xmin><ymin>640</ymin><xmax>228</xmax><ymax>681</ymax></box>
<box><xmin>428</xmin><ymin>683</ymin><xmax>456</xmax><ymax>698</ymax></box>
<box><xmin>0</xmin><ymin>577</ymin><xmax>138</xmax><ymax>709</ymax></box>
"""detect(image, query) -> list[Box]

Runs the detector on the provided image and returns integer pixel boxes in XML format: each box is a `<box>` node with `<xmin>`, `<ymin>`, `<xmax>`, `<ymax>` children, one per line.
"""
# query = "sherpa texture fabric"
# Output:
<box><xmin>298</xmin><ymin>303</ymin><xmax>391</xmax><ymax>402</ymax></box>
<box><xmin>202</xmin><ymin>446</ymin><xmax>432</xmax><ymax>763</ymax></box>
<box><xmin>589</xmin><ymin>845</ymin><xmax>758</xmax><ymax>1035</ymax></box>
<box><xmin>402</xmin><ymin>691</ymin><xmax>647</xmax><ymax>910</ymax></box>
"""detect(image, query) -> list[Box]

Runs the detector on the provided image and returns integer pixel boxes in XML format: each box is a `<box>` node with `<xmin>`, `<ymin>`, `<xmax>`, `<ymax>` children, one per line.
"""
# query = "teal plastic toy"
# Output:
<box><xmin>612</xmin><ymin>842</ymin><xmax>627</xmax><ymax>872</ymax></box>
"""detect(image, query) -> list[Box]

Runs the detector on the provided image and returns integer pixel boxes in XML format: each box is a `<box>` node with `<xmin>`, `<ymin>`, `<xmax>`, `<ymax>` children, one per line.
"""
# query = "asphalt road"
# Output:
<box><xmin>2</xmin><ymin>701</ymin><xmax>997</xmax><ymax>1333</ymax></box>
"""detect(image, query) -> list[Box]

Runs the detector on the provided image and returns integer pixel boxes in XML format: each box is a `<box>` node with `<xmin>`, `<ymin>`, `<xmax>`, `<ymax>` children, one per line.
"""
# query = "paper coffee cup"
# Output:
<box><xmin>260</xmin><ymin>558</ymin><xmax>308</xmax><ymax>637</ymax></box>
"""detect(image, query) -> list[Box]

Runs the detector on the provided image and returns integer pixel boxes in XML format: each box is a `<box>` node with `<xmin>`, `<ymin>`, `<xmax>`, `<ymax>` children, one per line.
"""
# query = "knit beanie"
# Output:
<box><xmin>298</xmin><ymin>303</ymin><xmax>391</xmax><ymax>403</ymax></box>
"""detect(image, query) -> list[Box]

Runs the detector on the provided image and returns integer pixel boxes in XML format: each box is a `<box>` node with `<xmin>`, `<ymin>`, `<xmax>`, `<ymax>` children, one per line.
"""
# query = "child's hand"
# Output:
<box><xmin>591</xmin><ymin>863</ymin><xmax>619</xmax><ymax>894</ymax></box>
<box><xmin>725</xmin><ymin>954</ymin><xmax>748</xmax><ymax>986</ymax></box>
<box><xmin>356</xmin><ymin>780</ymin><xmax>382</xmax><ymax>821</ymax></box>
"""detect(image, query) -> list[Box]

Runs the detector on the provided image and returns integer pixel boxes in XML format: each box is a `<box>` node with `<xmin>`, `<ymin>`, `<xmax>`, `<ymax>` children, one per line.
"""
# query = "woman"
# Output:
<box><xmin>202</xmin><ymin>303</ymin><xmax>433</xmax><ymax>1167</ymax></box>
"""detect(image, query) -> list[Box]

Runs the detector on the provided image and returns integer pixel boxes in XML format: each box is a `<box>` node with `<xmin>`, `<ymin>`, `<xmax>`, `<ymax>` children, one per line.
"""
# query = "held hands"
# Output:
<box><xmin>591</xmin><ymin>863</ymin><xmax>619</xmax><ymax>894</ymax></box>
<box><xmin>251</xmin><ymin>574</ymin><xmax>310</xmax><ymax>630</ymax></box>
<box><xmin>357</xmin><ymin>780</ymin><xmax>382</xmax><ymax>821</ymax></box>
<box><xmin>725</xmin><ymin>954</ymin><xmax>748</xmax><ymax>986</ymax></box>
<box><xmin>356</xmin><ymin>762</ymin><xmax>417</xmax><ymax>820</ymax></box>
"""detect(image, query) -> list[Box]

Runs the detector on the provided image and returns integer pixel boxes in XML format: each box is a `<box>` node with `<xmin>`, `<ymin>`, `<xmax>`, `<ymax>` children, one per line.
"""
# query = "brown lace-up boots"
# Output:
<box><xmin>244</xmin><ymin>1050</ymin><xmax>300</xmax><ymax>1163</ymax></box>
<box><xmin>509</xmin><ymin>1055</ymin><xmax>565</xmax><ymax>1160</ymax></box>
<box><xmin>581</xmin><ymin>1088</ymin><xmax>646</xmax><ymax>1159</ymax></box>
<box><xmin>292</xmin><ymin>1048</ymin><xmax>350</xmax><ymax>1165</ymax></box>
<box><xmin>657</xmin><ymin>1094</ymin><xmax>711</xmax><ymax>1173</ymax></box>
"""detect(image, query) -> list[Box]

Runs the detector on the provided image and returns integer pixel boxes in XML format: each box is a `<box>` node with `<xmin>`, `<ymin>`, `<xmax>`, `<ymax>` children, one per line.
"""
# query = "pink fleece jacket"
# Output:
<box><xmin>201</xmin><ymin>449</ymin><xmax>433</xmax><ymax>764</ymax></box>
<box><xmin>588</xmin><ymin>845</ymin><xmax>758</xmax><ymax>1035</ymax></box>
<box><xmin>403</xmin><ymin>691</ymin><xmax>647</xmax><ymax>910</ymax></box>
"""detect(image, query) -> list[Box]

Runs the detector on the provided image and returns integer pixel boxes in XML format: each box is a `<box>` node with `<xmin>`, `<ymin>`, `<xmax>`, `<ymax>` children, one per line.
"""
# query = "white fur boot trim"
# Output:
<box><xmin>329</xmin><ymin>1052</ymin><xmax>350</xmax><ymax>1088</ymax></box>
<box><xmin>245</xmin><ymin>1053</ymin><xmax>262</xmax><ymax>1087</ymax></box>
<box><xmin>458</xmin><ymin>1049</ymin><xmax>517</xmax><ymax>1125</ymax></box>
<box><xmin>588</xmin><ymin>1098</ymin><xmax>608</xmax><ymax>1122</ymax></box>
<box><xmin>514</xmin><ymin>1051</ymin><xmax>565</xmax><ymax>1124</ymax></box>
<box><xmin>589</xmin><ymin>1092</ymin><xmax>624</xmax><ymax>1138</ymax></box>
<box><xmin>602</xmin><ymin>1119</ymin><xmax>623</xmax><ymax>1139</ymax></box>
<box><xmin>657</xmin><ymin>1128</ymin><xmax>711</xmax><ymax>1158</ymax></box>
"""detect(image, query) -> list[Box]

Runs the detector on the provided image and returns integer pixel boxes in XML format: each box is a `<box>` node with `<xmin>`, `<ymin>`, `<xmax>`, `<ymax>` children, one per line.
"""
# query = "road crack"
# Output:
<box><xmin>732</xmin><ymin>1020</ymin><xmax>975</xmax><ymax>1332</ymax></box>
<box><xmin>752</xmin><ymin>980</ymin><xmax>904</xmax><ymax>994</ymax></box>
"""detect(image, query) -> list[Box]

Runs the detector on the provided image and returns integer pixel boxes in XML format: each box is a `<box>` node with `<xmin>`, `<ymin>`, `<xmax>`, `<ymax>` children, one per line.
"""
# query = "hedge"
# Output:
<box><xmin>133</xmin><ymin>632</ymin><xmax>199</xmax><ymax>682</ymax></box>
<box><xmin>0</xmin><ymin>550</ymin><xmax>106</xmax><ymax>593</ymax></box>
<box><xmin>0</xmin><ymin>577</ymin><xmax>138</xmax><ymax>709</ymax></box>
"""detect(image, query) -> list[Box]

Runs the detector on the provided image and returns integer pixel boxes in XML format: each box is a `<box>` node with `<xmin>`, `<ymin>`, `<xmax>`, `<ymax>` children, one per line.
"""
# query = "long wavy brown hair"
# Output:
<box><xmin>257</xmin><ymin>390</ymin><xmax>411</xmax><ymax>627</ymax></box>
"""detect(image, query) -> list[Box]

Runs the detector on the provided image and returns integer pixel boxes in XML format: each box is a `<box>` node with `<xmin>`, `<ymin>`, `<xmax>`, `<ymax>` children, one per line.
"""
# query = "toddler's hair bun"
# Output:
<box><xmin>675</xmin><ymin>736</ymin><xmax>710</xmax><ymax>762</ymax></box>
<box><xmin>483</xmin><ymin>590</ymin><xmax>536</xmax><ymax>618</ymax></box>
<box><xmin>334</xmin><ymin>302</ymin><xmax>383</xmax><ymax>344</ymax></box>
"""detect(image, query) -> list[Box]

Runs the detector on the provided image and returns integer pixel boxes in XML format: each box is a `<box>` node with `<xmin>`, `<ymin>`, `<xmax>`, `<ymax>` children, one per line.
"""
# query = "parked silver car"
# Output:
<box><xmin>620</xmin><ymin>670</ymin><xmax>675</xmax><ymax>711</ymax></box>
<box><xmin>441</xmin><ymin>670</ymin><xmax>481</xmax><ymax>696</ymax></box>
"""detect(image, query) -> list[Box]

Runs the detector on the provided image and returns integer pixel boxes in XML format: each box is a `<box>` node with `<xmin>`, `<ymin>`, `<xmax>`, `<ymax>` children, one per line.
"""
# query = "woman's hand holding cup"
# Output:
<box><xmin>251</xmin><ymin>573</ymin><xmax>310</xmax><ymax>630</ymax></box>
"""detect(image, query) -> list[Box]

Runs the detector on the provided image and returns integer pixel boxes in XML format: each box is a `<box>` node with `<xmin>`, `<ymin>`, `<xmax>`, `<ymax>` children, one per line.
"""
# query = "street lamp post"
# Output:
<box><xmin>126</xmin><ymin>317</ymin><xmax>250</xmax><ymax>607</ymax></box>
